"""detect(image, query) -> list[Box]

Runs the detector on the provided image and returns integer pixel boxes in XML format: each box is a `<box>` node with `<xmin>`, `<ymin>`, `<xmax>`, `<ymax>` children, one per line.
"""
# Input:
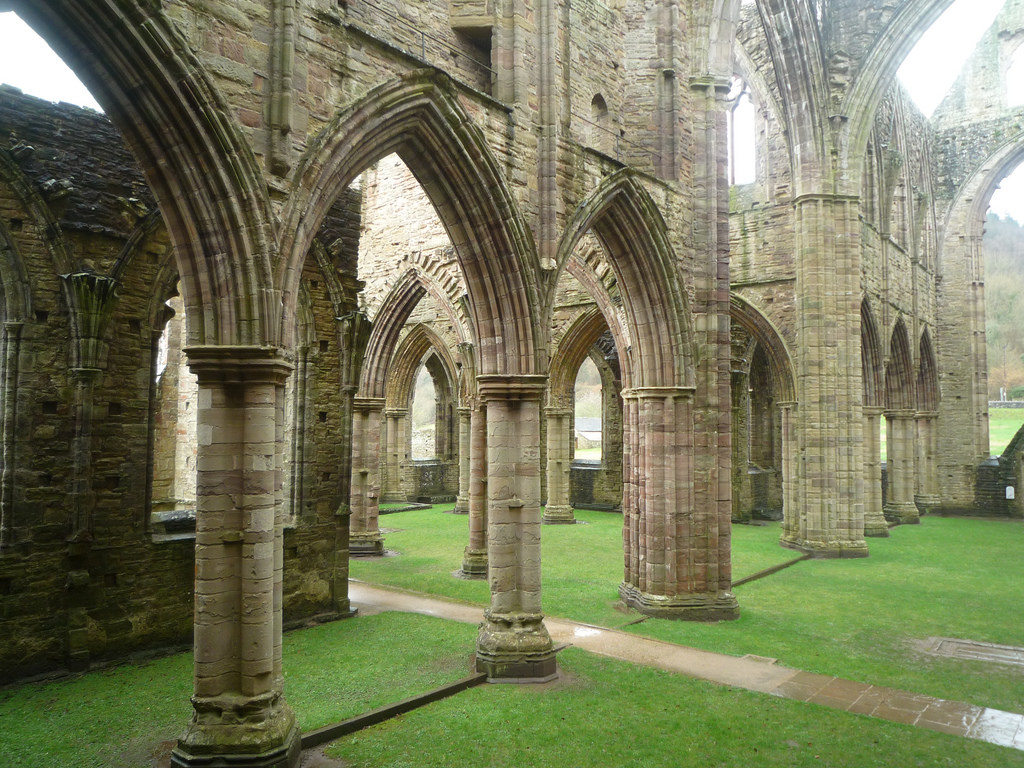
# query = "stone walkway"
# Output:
<box><xmin>349</xmin><ymin>581</ymin><xmax>1024</xmax><ymax>752</ymax></box>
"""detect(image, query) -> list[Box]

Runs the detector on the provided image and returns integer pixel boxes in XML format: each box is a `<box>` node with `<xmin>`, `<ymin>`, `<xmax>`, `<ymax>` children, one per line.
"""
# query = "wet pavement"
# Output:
<box><xmin>348</xmin><ymin>580</ymin><xmax>1024</xmax><ymax>752</ymax></box>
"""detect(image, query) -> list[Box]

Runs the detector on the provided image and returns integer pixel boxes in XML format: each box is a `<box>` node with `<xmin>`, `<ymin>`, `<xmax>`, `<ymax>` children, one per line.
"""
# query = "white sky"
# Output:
<box><xmin>0</xmin><ymin>4</ymin><xmax>1022</xmax><ymax>217</ymax></box>
<box><xmin>0</xmin><ymin>12</ymin><xmax>100</xmax><ymax>111</ymax></box>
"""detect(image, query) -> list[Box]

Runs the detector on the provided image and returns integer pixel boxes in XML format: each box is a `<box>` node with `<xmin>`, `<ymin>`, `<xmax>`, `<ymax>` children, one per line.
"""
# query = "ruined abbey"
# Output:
<box><xmin>1</xmin><ymin>0</ymin><xmax>1023</xmax><ymax>764</ymax></box>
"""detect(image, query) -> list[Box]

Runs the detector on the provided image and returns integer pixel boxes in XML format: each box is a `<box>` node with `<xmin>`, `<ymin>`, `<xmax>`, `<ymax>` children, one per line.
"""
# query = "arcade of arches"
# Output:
<box><xmin>1</xmin><ymin>0</ymin><xmax>1023</xmax><ymax>764</ymax></box>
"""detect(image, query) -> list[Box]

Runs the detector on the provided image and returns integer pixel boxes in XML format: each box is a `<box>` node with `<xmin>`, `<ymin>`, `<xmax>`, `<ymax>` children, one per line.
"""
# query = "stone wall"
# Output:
<box><xmin>0</xmin><ymin>88</ymin><xmax>359</xmax><ymax>679</ymax></box>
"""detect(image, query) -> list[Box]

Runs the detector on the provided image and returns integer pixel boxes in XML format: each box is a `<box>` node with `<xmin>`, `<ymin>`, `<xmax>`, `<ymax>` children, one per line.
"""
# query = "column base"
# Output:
<box><xmin>541</xmin><ymin>505</ymin><xmax>575</xmax><ymax>525</ymax></box>
<box><xmin>914</xmin><ymin>494</ymin><xmax>941</xmax><ymax>517</ymax></box>
<box><xmin>349</xmin><ymin>532</ymin><xmax>384</xmax><ymax>556</ymax></box>
<box><xmin>171</xmin><ymin>694</ymin><xmax>300</xmax><ymax>768</ymax></box>
<box><xmin>460</xmin><ymin>547</ymin><xmax>488</xmax><ymax>578</ymax></box>
<box><xmin>475</xmin><ymin>610</ymin><xmax>557</xmax><ymax>682</ymax></box>
<box><xmin>884</xmin><ymin>501</ymin><xmax>920</xmax><ymax>525</ymax></box>
<box><xmin>779</xmin><ymin>535</ymin><xmax>870</xmax><ymax>558</ymax></box>
<box><xmin>453</xmin><ymin>495</ymin><xmax>470</xmax><ymax>515</ymax></box>
<box><xmin>618</xmin><ymin>582</ymin><xmax>739</xmax><ymax>621</ymax></box>
<box><xmin>863</xmin><ymin>510</ymin><xmax>890</xmax><ymax>538</ymax></box>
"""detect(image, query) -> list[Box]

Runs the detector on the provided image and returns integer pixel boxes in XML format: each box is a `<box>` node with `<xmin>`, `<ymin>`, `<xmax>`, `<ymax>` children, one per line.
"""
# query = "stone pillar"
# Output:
<box><xmin>883</xmin><ymin>410</ymin><xmax>920</xmax><ymax>524</ymax></box>
<box><xmin>619</xmin><ymin>387</ymin><xmax>738</xmax><ymax>621</ymax></box>
<box><xmin>0</xmin><ymin>321</ymin><xmax>22</xmax><ymax>551</ymax></box>
<box><xmin>784</xmin><ymin>195</ymin><xmax>868</xmax><ymax>558</ymax></box>
<box><xmin>172</xmin><ymin>346</ymin><xmax>299</xmax><ymax>768</ymax></box>
<box><xmin>730</xmin><ymin>368</ymin><xmax>752</xmax><ymax>522</ymax></box>
<box><xmin>381</xmin><ymin>408</ymin><xmax>407</xmax><ymax>502</ymax></box>
<box><xmin>542</xmin><ymin>407</ymin><xmax>574</xmax><ymax>524</ymax></box>
<box><xmin>915</xmin><ymin>411</ymin><xmax>941</xmax><ymax>515</ymax></box>
<box><xmin>778</xmin><ymin>402</ymin><xmax>798</xmax><ymax>540</ymax></box>
<box><xmin>862</xmin><ymin>406</ymin><xmax>888</xmax><ymax>537</ymax></box>
<box><xmin>475</xmin><ymin>376</ymin><xmax>556</xmax><ymax>681</ymax></box>
<box><xmin>461</xmin><ymin>404</ymin><xmax>487</xmax><ymax>577</ymax></box>
<box><xmin>454</xmin><ymin>406</ymin><xmax>471</xmax><ymax>514</ymax></box>
<box><xmin>349</xmin><ymin>397</ymin><xmax>385</xmax><ymax>556</ymax></box>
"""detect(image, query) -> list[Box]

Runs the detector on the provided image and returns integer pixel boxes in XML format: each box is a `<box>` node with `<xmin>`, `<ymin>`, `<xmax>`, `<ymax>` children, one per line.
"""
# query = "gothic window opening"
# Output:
<box><xmin>410</xmin><ymin>363</ymin><xmax>437</xmax><ymax>460</ymax></box>
<box><xmin>728</xmin><ymin>77</ymin><xmax>755</xmax><ymax>186</ymax></box>
<box><xmin>574</xmin><ymin>356</ymin><xmax>602</xmax><ymax>462</ymax></box>
<box><xmin>149</xmin><ymin>293</ymin><xmax>197</xmax><ymax>539</ymax></box>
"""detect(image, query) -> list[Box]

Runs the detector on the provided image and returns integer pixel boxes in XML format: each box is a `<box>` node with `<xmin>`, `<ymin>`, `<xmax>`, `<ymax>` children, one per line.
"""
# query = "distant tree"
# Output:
<box><xmin>984</xmin><ymin>213</ymin><xmax>1024</xmax><ymax>399</ymax></box>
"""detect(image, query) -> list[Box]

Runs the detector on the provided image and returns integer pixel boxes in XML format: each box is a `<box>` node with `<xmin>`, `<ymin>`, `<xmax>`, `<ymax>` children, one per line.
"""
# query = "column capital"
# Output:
<box><xmin>862</xmin><ymin>405</ymin><xmax>884</xmax><ymax>417</ymax></box>
<box><xmin>916</xmin><ymin>410</ymin><xmax>939</xmax><ymax>419</ymax></box>
<box><xmin>884</xmin><ymin>408</ymin><xmax>916</xmax><ymax>420</ymax></box>
<box><xmin>353</xmin><ymin>396</ymin><xmax>387</xmax><ymax>412</ymax></box>
<box><xmin>621</xmin><ymin>386</ymin><xmax>696</xmax><ymax>401</ymax></box>
<box><xmin>544</xmin><ymin>406</ymin><xmax>573</xmax><ymax>418</ymax></box>
<box><xmin>185</xmin><ymin>345</ymin><xmax>293</xmax><ymax>385</ymax></box>
<box><xmin>477</xmin><ymin>374</ymin><xmax>547</xmax><ymax>402</ymax></box>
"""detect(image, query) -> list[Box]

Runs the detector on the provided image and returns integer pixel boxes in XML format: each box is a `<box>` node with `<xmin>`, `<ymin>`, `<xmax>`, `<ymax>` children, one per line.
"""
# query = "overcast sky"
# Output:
<box><xmin>0</xmin><ymin>3</ymin><xmax>1022</xmax><ymax>217</ymax></box>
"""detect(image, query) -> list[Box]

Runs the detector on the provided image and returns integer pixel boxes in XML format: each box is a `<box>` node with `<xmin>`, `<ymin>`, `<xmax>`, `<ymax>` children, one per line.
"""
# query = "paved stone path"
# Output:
<box><xmin>349</xmin><ymin>581</ymin><xmax>1024</xmax><ymax>752</ymax></box>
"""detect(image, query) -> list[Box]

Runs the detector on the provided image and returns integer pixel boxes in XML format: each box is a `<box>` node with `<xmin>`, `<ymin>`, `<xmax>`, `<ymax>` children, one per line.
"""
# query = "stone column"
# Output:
<box><xmin>619</xmin><ymin>387</ymin><xmax>738</xmax><ymax>621</ymax></box>
<box><xmin>730</xmin><ymin>368</ymin><xmax>752</xmax><ymax>522</ymax></box>
<box><xmin>454</xmin><ymin>407</ymin><xmax>471</xmax><ymax>514</ymax></box>
<box><xmin>381</xmin><ymin>408</ymin><xmax>407</xmax><ymax>503</ymax></box>
<box><xmin>883</xmin><ymin>410</ymin><xmax>920</xmax><ymax>524</ymax></box>
<box><xmin>784</xmin><ymin>195</ymin><xmax>868</xmax><ymax>557</ymax></box>
<box><xmin>778</xmin><ymin>401</ymin><xmax>798</xmax><ymax>540</ymax></box>
<box><xmin>475</xmin><ymin>376</ymin><xmax>556</xmax><ymax>681</ymax></box>
<box><xmin>914</xmin><ymin>411</ymin><xmax>941</xmax><ymax>515</ymax></box>
<box><xmin>349</xmin><ymin>397</ymin><xmax>385</xmax><ymax>556</ymax></box>
<box><xmin>461</xmin><ymin>404</ymin><xmax>487</xmax><ymax>577</ymax></box>
<box><xmin>0</xmin><ymin>321</ymin><xmax>22</xmax><ymax>552</ymax></box>
<box><xmin>172</xmin><ymin>346</ymin><xmax>299</xmax><ymax>768</ymax></box>
<box><xmin>862</xmin><ymin>406</ymin><xmax>889</xmax><ymax>537</ymax></box>
<box><xmin>542</xmin><ymin>407</ymin><xmax>574</xmax><ymax>524</ymax></box>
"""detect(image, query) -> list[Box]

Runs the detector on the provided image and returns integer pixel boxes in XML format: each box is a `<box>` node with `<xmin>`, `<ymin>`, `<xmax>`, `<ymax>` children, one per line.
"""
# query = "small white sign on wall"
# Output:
<box><xmin>1006</xmin><ymin>486</ymin><xmax>1016</xmax><ymax>500</ymax></box>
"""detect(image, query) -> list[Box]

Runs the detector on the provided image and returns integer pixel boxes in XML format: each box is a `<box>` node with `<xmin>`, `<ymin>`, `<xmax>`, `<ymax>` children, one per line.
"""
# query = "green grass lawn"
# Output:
<box><xmin>353</xmin><ymin>506</ymin><xmax>1024</xmax><ymax>714</ymax></box>
<box><xmin>327</xmin><ymin>648</ymin><xmax>1024</xmax><ymax>768</ymax></box>
<box><xmin>4</xmin><ymin>509</ymin><xmax>1023</xmax><ymax>767</ymax></box>
<box><xmin>5</xmin><ymin>612</ymin><xmax>1022</xmax><ymax>768</ymax></box>
<box><xmin>0</xmin><ymin>612</ymin><xmax>479</xmax><ymax>768</ymax></box>
<box><xmin>989</xmin><ymin>406</ymin><xmax>1024</xmax><ymax>455</ymax></box>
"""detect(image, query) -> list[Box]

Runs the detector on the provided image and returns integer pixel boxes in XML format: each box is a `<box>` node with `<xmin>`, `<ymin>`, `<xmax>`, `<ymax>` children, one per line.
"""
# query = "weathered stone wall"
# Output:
<box><xmin>0</xmin><ymin>89</ymin><xmax>359</xmax><ymax>678</ymax></box>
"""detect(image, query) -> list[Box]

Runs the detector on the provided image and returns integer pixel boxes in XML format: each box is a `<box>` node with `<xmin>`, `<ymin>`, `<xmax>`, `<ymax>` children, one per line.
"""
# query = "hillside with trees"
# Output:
<box><xmin>984</xmin><ymin>213</ymin><xmax>1024</xmax><ymax>400</ymax></box>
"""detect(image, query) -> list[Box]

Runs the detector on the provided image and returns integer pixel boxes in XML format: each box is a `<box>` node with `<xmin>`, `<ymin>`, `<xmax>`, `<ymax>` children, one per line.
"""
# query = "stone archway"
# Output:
<box><xmin>554</xmin><ymin>170</ymin><xmax>735</xmax><ymax>621</ymax></box>
<box><xmin>884</xmin><ymin>318</ymin><xmax>919</xmax><ymax>524</ymax></box>
<box><xmin>729</xmin><ymin>295</ymin><xmax>796</xmax><ymax>532</ymax></box>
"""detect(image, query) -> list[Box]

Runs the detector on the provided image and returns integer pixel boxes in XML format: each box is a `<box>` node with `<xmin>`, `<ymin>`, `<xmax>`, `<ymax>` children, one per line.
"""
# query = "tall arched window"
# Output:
<box><xmin>728</xmin><ymin>77</ymin><xmax>756</xmax><ymax>186</ymax></box>
<box><xmin>410</xmin><ymin>363</ymin><xmax>436</xmax><ymax>460</ymax></box>
<box><xmin>574</xmin><ymin>356</ymin><xmax>602</xmax><ymax>461</ymax></box>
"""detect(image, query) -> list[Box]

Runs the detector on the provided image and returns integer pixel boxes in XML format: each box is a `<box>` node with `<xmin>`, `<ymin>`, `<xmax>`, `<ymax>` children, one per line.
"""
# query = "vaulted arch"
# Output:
<box><xmin>279</xmin><ymin>71</ymin><xmax>540</xmax><ymax>375</ymax></box>
<box><xmin>730</xmin><ymin>295</ymin><xmax>796</xmax><ymax>403</ymax></box>
<box><xmin>359</xmin><ymin>268</ymin><xmax>467</xmax><ymax>400</ymax></box>
<box><xmin>917</xmin><ymin>329</ymin><xmax>939</xmax><ymax>412</ymax></box>
<box><xmin>549</xmin><ymin>308</ymin><xmax>613</xmax><ymax>409</ymax></box>
<box><xmin>861</xmin><ymin>299</ymin><xmax>884</xmax><ymax>409</ymax></box>
<box><xmin>885</xmin><ymin>318</ymin><xmax>916</xmax><ymax>412</ymax></box>
<box><xmin>554</xmin><ymin>170</ymin><xmax>693</xmax><ymax>389</ymax></box>
<box><xmin>385</xmin><ymin>324</ymin><xmax>458</xmax><ymax>412</ymax></box>
<box><xmin>15</xmin><ymin>1</ymin><xmax>278</xmax><ymax>347</ymax></box>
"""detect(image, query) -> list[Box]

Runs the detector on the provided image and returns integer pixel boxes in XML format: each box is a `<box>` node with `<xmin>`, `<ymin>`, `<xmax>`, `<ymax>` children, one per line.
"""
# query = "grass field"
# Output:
<box><xmin>3</xmin><ymin>508</ymin><xmax>1022</xmax><ymax>767</ymax></box>
<box><xmin>354</xmin><ymin>506</ymin><xmax>1024</xmax><ymax>714</ymax></box>
<box><xmin>989</xmin><ymin>406</ymin><xmax>1024</xmax><ymax>455</ymax></box>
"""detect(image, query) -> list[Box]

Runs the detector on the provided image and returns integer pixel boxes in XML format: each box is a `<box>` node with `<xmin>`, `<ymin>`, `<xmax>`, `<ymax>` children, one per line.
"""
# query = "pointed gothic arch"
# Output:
<box><xmin>278</xmin><ymin>71</ymin><xmax>541</xmax><ymax>375</ymax></box>
<box><xmin>15</xmin><ymin>2</ymin><xmax>278</xmax><ymax>346</ymax></box>
<box><xmin>554</xmin><ymin>169</ymin><xmax>694</xmax><ymax>389</ymax></box>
